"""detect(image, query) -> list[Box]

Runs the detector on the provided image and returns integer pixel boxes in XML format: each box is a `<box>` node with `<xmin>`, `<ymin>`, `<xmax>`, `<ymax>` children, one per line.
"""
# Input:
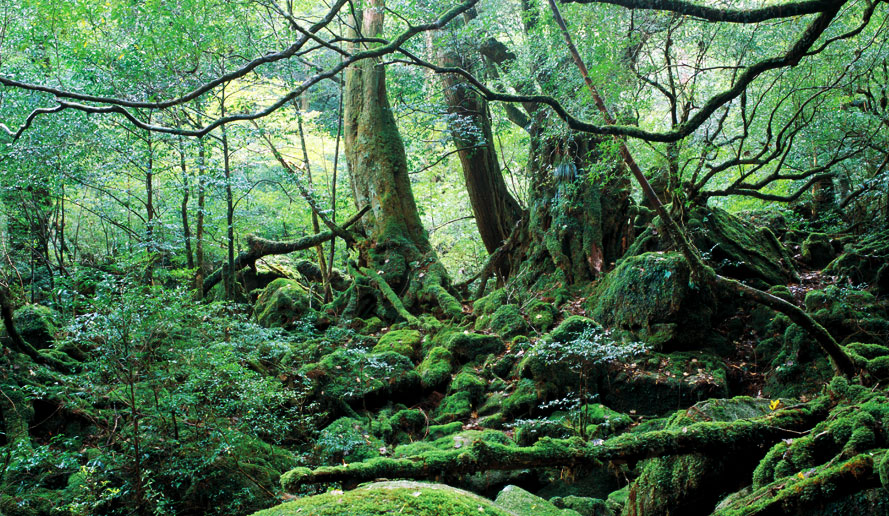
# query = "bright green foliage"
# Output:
<box><xmin>254</xmin><ymin>279</ymin><xmax>314</xmax><ymax>329</ymax></box>
<box><xmin>373</xmin><ymin>329</ymin><xmax>423</xmax><ymax>360</ymax></box>
<box><xmin>254</xmin><ymin>481</ymin><xmax>515</xmax><ymax>516</ymax></box>
<box><xmin>315</xmin><ymin>417</ymin><xmax>383</xmax><ymax>464</ymax></box>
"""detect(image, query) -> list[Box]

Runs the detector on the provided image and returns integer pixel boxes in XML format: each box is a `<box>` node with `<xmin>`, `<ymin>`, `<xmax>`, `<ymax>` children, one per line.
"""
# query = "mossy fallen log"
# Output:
<box><xmin>281</xmin><ymin>398</ymin><xmax>829</xmax><ymax>492</ymax></box>
<box><xmin>201</xmin><ymin>206</ymin><xmax>368</xmax><ymax>295</ymax></box>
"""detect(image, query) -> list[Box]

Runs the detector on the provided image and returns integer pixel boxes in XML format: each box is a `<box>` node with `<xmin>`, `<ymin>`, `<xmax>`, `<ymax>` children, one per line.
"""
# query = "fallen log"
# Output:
<box><xmin>201</xmin><ymin>206</ymin><xmax>368</xmax><ymax>295</ymax></box>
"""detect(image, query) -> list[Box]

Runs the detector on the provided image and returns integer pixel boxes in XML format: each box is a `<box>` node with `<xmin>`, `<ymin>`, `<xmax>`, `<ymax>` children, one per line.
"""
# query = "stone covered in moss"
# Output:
<box><xmin>449</xmin><ymin>368</ymin><xmax>487</xmax><ymax>404</ymax></box>
<box><xmin>253</xmin><ymin>278</ymin><xmax>313</xmax><ymax>328</ymax></box>
<box><xmin>592</xmin><ymin>252</ymin><xmax>711</xmax><ymax>350</ymax></box>
<box><xmin>478</xmin><ymin>304</ymin><xmax>530</xmax><ymax>339</ymax></box>
<box><xmin>434</xmin><ymin>391</ymin><xmax>474</xmax><ymax>423</ymax></box>
<box><xmin>495</xmin><ymin>485</ymin><xmax>581</xmax><ymax>516</ymax></box>
<box><xmin>418</xmin><ymin>346</ymin><xmax>454</xmax><ymax>389</ymax></box>
<box><xmin>444</xmin><ymin>331</ymin><xmax>505</xmax><ymax>362</ymax></box>
<box><xmin>299</xmin><ymin>349</ymin><xmax>420</xmax><ymax>405</ymax></box>
<box><xmin>552</xmin><ymin>496</ymin><xmax>610</xmax><ymax>516</ymax></box>
<box><xmin>11</xmin><ymin>304</ymin><xmax>59</xmax><ymax>349</ymax></box>
<box><xmin>373</xmin><ymin>329</ymin><xmax>422</xmax><ymax>360</ymax></box>
<box><xmin>824</xmin><ymin>227</ymin><xmax>889</xmax><ymax>294</ymax></box>
<box><xmin>527</xmin><ymin>301</ymin><xmax>559</xmax><ymax>332</ymax></box>
<box><xmin>473</xmin><ymin>288</ymin><xmax>512</xmax><ymax>316</ymax></box>
<box><xmin>801</xmin><ymin>232</ymin><xmax>836</xmax><ymax>269</ymax></box>
<box><xmin>603</xmin><ymin>352</ymin><xmax>729</xmax><ymax>415</ymax></box>
<box><xmin>255</xmin><ymin>481</ymin><xmax>515</xmax><ymax>516</ymax></box>
<box><xmin>686</xmin><ymin>205</ymin><xmax>797</xmax><ymax>287</ymax></box>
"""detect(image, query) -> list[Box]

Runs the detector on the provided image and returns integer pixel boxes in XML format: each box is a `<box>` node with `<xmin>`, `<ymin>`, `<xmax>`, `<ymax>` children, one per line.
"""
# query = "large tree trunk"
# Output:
<box><xmin>437</xmin><ymin>34</ymin><xmax>522</xmax><ymax>266</ymax></box>
<box><xmin>506</xmin><ymin>128</ymin><xmax>634</xmax><ymax>291</ymax></box>
<box><xmin>343</xmin><ymin>0</ymin><xmax>461</xmax><ymax>319</ymax></box>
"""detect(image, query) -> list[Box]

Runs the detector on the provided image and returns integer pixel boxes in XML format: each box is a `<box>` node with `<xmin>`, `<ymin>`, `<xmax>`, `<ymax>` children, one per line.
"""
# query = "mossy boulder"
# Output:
<box><xmin>449</xmin><ymin>369</ymin><xmax>487</xmax><ymax>404</ymax></box>
<box><xmin>299</xmin><ymin>349</ymin><xmax>420</xmax><ymax>406</ymax></box>
<box><xmin>418</xmin><ymin>346</ymin><xmax>455</xmax><ymax>389</ymax></box>
<box><xmin>686</xmin><ymin>205</ymin><xmax>797</xmax><ymax>287</ymax></box>
<box><xmin>253</xmin><ymin>278</ymin><xmax>313</xmax><ymax>329</ymax></box>
<box><xmin>256</xmin><ymin>481</ymin><xmax>515</xmax><ymax>516</ymax></box>
<box><xmin>801</xmin><ymin>232</ymin><xmax>836</xmax><ymax>269</ymax></box>
<box><xmin>603</xmin><ymin>352</ymin><xmax>729</xmax><ymax>415</ymax></box>
<box><xmin>592</xmin><ymin>252</ymin><xmax>711</xmax><ymax>350</ymax></box>
<box><xmin>11</xmin><ymin>304</ymin><xmax>58</xmax><ymax>349</ymax></box>
<box><xmin>434</xmin><ymin>391</ymin><xmax>474</xmax><ymax>423</ymax></box>
<box><xmin>527</xmin><ymin>301</ymin><xmax>559</xmax><ymax>332</ymax></box>
<box><xmin>478</xmin><ymin>304</ymin><xmax>530</xmax><ymax>339</ymax></box>
<box><xmin>495</xmin><ymin>485</ymin><xmax>581</xmax><ymax>516</ymax></box>
<box><xmin>823</xmin><ymin>227</ymin><xmax>889</xmax><ymax>294</ymax></box>
<box><xmin>552</xmin><ymin>496</ymin><xmax>610</xmax><ymax>516</ymax></box>
<box><xmin>373</xmin><ymin>329</ymin><xmax>422</xmax><ymax>360</ymax></box>
<box><xmin>444</xmin><ymin>331</ymin><xmax>505</xmax><ymax>362</ymax></box>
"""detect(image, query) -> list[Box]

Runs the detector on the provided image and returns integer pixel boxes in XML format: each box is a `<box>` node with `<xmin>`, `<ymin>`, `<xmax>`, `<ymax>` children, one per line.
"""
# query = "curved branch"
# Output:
<box><xmin>563</xmin><ymin>0</ymin><xmax>844</xmax><ymax>24</ymax></box>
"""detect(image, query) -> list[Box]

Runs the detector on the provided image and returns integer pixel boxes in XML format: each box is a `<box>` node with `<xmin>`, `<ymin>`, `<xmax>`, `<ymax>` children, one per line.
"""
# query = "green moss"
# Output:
<box><xmin>444</xmin><ymin>331</ymin><xmax>505</xmax><ymax>362</ymax></box>
<box><xmin>256</xmin><ymin>481</ymin><xmax>515</xmax><ymax>516</ymax></box>
<box><xmin>299</xmin><ymin>349</ymin><xmax>419</xmax><ymax>404</ymax></box>
<box><xmin>592</xmin><ymin>252</ymin><xmax>711</xmax><ymax>350</ymax></box>
<box><xmin>501</xmin><ymin>378</ymin><xmax>542</xmax><ymax>417</ymax></box>
<box><xmin>373</xmin><ymin>329</ymin><xmax>422</xmax><ymax>360</ymax></box>
<box><xmin>254</xmin><ymin>278</ymin><xmax>313</xmax><ymax>329</ymax></box>
<box><xmin>361</xmin><ymin>317</ymin><xmax>386</xmax><ymax>334</ymax></box>
<box><xmin>528</xmin><ymin>301</ymin><xmax>559</xmax><ymax>332</ymax></box>
<box><xmin>473</xmin><ymin>288</ymin><xmax>512</xmax><ymax>316</ymax></box>
<box><xmin>11</xmin><ymin>304</ymin><xmax>58</xmax><ymax>349</ymax></box>
<box><xmin>434</xmin><ymin>391</ymin><xmax>473</xmax><ymax>423</ymax></box>
<box><xmin>824</xmin><ymin>227</ymin><xmax>889</xmax><ymax>294</ymax></box>
<box><xmin>483</xmin><ymin>304</ymin><xmax>530</xmax><ymax>339</ymax></box>
<box><xmin>549</xmin><ymin>316</ymin><xmax>600</xmax><ymax>343</ymax></box>
<box><xmin>494</xmin><ymin>485</ymin><xmax>581</xmax><ymax>516</ymax></box>
<box><xmin>449</xmin><ymin>369</ymin><xmax>487</xmax><ymax>404</ymax></box>
<box><xmin>552</xmin><ymin>496</ymin><xmax>610</xmax><ymax>516</ymax></box>
<box><xmin>802</xmin><ymin>232</ymin><xmax>836</xmax><ymax>269</ymax></box>
<box><xmin>418</xmin><ymin>346</ymin><xmax>454</xmax><ymax>389</ymax></box>
<box><xmin>686</xmin><ymin>205</ymin><xmax>797</xmax><ymax>287</ymax></box>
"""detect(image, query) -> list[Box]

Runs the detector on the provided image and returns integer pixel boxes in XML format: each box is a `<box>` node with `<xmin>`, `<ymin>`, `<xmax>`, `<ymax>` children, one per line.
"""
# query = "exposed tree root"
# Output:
<box><xmin>281</xmin><ymin>398</ymin><xmax>829</xmax><ymax>491</ymax></box>
<box><xmin>0</xmin><ymin>286</ymin><xmax>75</xmax><ymax>372</ymax></box>
<box><xmin>360</xmin><ymin>267</ymin><xmax>420</xmax><ymax>326</ymax></box>
<box><xmin>713</xmin><ymin>451</ymin><xmax>885</xmax><ymax>516</ymax></box>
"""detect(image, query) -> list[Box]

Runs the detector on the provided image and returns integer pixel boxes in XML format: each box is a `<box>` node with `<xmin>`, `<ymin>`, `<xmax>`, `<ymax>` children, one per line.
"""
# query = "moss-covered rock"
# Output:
<box><xmin>495</xmin><ymin>485</ymin><xmax>581</xmax><ymax>516</ymax></box>
<box><xmin>527</xmin><ymin>301</ymin><xmax>559</xmax><ymax>332</ymax></box>
<box><xmin>434</xmin><ymin>391</ymin><xmax>474</xmax><ymax>423</ymax></box>
<box><xmin>686</xmin><ymin>205</ymin><xmax>798</xmax><ymax>287</ymax></box>
<box><xmin>449</xmin><ymin>369</ymin><xmax>487</xmax><ymax>404</ymax></box>
<box><xmin>255</xmin><ymin>481</ymin><xmax>515</xmax><ymax>516</ymax></box>
<box><xmin>479</xmin><ymin>304</ymin><xmax>530</xmax><ymax>339</ymax></box>
<box><xmin>801</xmin><ymin>232</ymin><xmax>836</xmax><ymax>269</ymax></box>
<box><xmin>444</xmin><ymin>331</ymin><xmax>505</xmax><ymax>362</ymax></box>
<box><xmin>473</xmin><ymin>288</ymin><xmax>513</xmax><ymax>316</ymax></box>
<box><xmin>253</xmin><ymin>278</ymin><xmax>313</xmax><ymax>329</ymax></box>
<box><xmin>299</xmin><ymin>349</ymin><xmax>420</xmax><ymax>406</ymax></box>
<box><xmin>373</xmin><ymin>329</ymin><xmax>422</xmax><ymax>360</ymax></box>
<box><xmin>603</xmin><ymin>352</ymin><xmax>729</xmax><ymax>415</ymax></box>
<box><xmin>824</xmin><ymin>227</ymin><xmax>889</xmax><ymax>294</ymax></box>
<box><xmin>592</xmin><ymin>252</ymin><xmax>712</xmax><ymax>350</ymax></box>
<box><xmin>418</xmin><ymin>346</ymin><xmax>454</xmax><ymax>390</ymax></box>
<box><xmin>551</xmin><ymin>496</ymin><xmax>610</xmax><ymax>516</ymax></box>
<box><xmin>10</xmin><ymin>304</ymin><xmax>58</xmax><ymax>349</ymax></box>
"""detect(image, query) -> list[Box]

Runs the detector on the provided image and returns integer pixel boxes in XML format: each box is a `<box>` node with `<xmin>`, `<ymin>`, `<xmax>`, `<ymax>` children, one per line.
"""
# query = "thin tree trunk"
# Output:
<box><xmin>295</xmin><ymin>102</ymin><xmax>331</xmax><ymax>301</ymax></box>
<box><xmin>178</xmin><ymin>136</ymin><xmax>195</xmax><ymax>269</ymax></box>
